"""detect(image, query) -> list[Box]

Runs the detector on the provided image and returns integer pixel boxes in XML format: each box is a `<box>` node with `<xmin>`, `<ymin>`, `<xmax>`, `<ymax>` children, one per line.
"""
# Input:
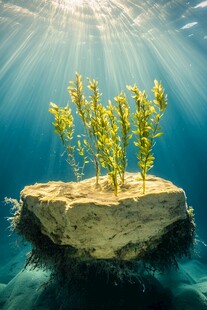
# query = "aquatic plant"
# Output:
<box><xmin>127</xmin><ymin>80</ymin><xmax>167</xmax><ymax>194</ymax></box>
<box><xmin>4</xmin><ymin>197</ymin><xmax>22</xmax><ymax>231</ymax></box>
<box><xmin>49</xmin><ymin>73</ymin><xmax>167</xmax><ymax>195</ymax></box>
<box><xmin>49</xmin><ymin>102</ymin><xmax>88</xmax><ymax>182</ymax></box>
<box><xmin>67</xmin><ymin>73</ymin><xmax>132</xmax><ymax>195</ymax></box>
<box><xmin>95</xmin><ymin>99</ymin><xmax>122</xmax><ymax>195</ymax></box>
<box><xmin>114</xmin><ymin>92</ymin><xmax>132</xmax><ymax>184</ymax></box>
<box><xmin>68</xmin><ymin>73</ymin><xmax>100</xmax><ymax>185</ymax></box>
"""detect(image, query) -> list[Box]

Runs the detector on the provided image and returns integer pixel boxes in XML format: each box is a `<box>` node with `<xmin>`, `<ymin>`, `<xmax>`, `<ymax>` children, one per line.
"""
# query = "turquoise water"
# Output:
<box><xmin>0</xmin><ymin>0</ymin><xmax>207</xmax><ymax>309</ymax></box>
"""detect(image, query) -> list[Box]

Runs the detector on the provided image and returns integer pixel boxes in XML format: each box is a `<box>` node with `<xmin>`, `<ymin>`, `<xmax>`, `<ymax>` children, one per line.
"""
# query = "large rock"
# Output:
<box><xmin>19</xmin><ymin>173</ymin><xmax>191</xmax><ymax>261</ymax></box>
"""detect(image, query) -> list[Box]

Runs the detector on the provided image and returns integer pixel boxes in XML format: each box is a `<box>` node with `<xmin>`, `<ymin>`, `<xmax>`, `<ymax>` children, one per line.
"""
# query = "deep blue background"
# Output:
<box><xmin>0</xmin><ymin>0</ymin><xmax>207</xmax><ymax>246</ymax></box>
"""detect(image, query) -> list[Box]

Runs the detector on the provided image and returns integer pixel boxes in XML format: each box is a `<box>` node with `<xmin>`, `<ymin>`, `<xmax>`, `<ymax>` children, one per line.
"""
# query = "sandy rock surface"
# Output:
<box><xmin>21</xmin><ymin>173</ymin><xmax>188</xmax><ymax>260</ymax></box>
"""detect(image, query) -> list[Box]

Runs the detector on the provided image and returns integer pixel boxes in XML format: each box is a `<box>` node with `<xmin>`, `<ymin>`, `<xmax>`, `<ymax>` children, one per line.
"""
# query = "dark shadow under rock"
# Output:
<box><xmin>35</xmin><ymin>269</ymin><xmax>173</xmax><ymax>310</ymax></box>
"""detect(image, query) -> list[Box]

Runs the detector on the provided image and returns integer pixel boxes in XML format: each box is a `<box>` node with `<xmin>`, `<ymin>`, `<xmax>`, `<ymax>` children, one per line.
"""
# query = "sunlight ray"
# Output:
<box><xmin>0</xmin><ymin>0</ymin><xmax>207</xmax><ymax>186</ymax></box>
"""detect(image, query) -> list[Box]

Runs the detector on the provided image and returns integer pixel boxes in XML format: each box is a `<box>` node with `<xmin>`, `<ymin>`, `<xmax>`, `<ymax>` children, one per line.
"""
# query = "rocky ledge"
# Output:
<box><xmin>15</xmin><ymin>172</ymin><xmax>195</xmax><ymax>269</ymax></box>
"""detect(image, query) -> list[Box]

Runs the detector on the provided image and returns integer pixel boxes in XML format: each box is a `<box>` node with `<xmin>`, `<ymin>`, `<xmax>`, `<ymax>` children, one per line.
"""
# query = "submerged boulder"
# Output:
<box><xmin>16</xmin><ymin>172</ymin><xmax>194</xmax><ymax>268</ymax></box>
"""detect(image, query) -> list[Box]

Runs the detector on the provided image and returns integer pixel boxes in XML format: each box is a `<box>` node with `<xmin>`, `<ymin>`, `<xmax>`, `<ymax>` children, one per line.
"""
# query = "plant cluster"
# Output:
<box><xmin>127</xmin><ymin>80</ymin><xmax>167</xmax><ymax>194</ymax></box>
<box><xmin>49</xmin><ymin>73</ymin><xmax>167</xmax><ymax>195</ymax></box>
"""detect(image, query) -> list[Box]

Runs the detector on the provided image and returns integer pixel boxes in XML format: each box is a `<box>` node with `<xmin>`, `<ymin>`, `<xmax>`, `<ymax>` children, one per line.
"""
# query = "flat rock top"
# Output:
<box><xmin>21</xmin><ymin>172</ymin><xmax>183</xmax><ymax>205</ymax></box>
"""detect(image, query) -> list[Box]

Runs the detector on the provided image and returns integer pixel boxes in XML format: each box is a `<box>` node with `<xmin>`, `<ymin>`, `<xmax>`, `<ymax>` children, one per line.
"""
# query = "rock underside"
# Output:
<box><xmin>18</xmin><ymin>173</ymin><xmax>193</xmax><ymax>262</ymax></box>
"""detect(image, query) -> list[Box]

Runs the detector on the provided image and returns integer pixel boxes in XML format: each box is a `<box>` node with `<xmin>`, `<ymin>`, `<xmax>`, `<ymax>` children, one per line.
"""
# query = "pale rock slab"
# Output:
<box><xmin>20</xmin><ymin>173</ymin><xmax>188</xmax><ymax>260</ymax></box>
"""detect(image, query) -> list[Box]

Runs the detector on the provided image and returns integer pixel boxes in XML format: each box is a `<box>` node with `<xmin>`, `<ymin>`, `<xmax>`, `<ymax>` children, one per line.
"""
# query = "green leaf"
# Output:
<box><xmin>153</xmin><ymin>132</ymin><xmax>163</xmax><ymax>138</ymax></box>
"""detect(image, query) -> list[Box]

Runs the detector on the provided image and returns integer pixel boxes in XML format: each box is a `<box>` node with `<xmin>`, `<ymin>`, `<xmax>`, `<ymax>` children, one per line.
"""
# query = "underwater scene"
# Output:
<box><xmin>0</xmin><ymin>0</ymin><xmax>207</xmax><ymax>309</ymax></box>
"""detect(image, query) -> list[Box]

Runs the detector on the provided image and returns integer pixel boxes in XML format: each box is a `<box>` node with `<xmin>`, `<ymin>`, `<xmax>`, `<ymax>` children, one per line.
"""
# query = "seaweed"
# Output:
<box><xmin>49</xmin><ymin>73</ymin><xmax>167</xmax><ymax>194</ymax></box>
<box><xmin>127</xmin><ymin>80</ymin><xmax>167</xmax><ymax>193</ymax></box>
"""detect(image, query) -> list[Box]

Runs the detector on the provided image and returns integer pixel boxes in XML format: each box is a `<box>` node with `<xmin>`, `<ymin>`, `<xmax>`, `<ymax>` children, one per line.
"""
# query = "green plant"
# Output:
<box><xmin>49</xmin><ymin>102</ymin><xmax>88</xmax><ymax>182</ymax></box>
<box><xmin>127</xmin><ymin>80</ymin><xmax>167</xmax><ymax>193</ymax></box>
<box><xmin>114</xmin><ymin>92</ymin><xmax>132</xmax><ymax>184</ymax></box>
<box><xmin>49</xmin><ymin>73</ymin><xmax>167</xmax><ymax>195</ymax></box>
<box><xmin>68</xmin><ymin>73</ymin><xmax>101</xmax><ymax>185</ymax></box>
<box><xmin>67</xmin><ymin>73</ymin><xmax>131</xmax><ymax>195</ymax></box>
<box><xmin>95</xmin><ymin>99</ymin><xmax>121</xmax><ymax>195</ymax></box>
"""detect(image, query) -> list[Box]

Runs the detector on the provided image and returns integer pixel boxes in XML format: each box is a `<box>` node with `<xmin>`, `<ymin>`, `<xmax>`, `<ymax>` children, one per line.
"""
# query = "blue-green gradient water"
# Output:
<box><xmin>0</xmin><ymin>0</ymin><xmax>207</xmax><ymax>307</ymax></box>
